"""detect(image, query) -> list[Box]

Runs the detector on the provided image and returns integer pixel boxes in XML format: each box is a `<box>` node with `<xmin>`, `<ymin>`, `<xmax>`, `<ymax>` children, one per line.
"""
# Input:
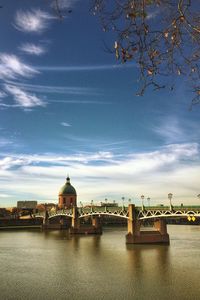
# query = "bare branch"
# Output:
<box><xmin>91</xmin><ymin>0</ymin><xmax>200</xmax><ymax>107</ymax></box>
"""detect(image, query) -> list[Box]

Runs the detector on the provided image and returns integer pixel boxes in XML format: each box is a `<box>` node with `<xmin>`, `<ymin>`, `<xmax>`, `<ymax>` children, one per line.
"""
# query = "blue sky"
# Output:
<box><xmin>0</xmin><ymin>0</ymin><xmax>200</xmax><ymax>207</ymax></box>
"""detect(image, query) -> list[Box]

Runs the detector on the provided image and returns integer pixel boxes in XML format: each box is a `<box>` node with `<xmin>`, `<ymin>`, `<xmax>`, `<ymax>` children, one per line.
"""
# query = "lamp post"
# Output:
<box><xmin>141</xmin><ymin>195</ymin><xmax>145</xmax><ymax>210</ymax></box>
<box><xmin>80</xmin><ymin>201</ymin><xmax>83</xmax><ymax>213</ymax></box>
<box><xmin>147</xmin><ymin>197</ymin><xmax>150</xmax><ymax>207</ymax></box>
<box><xmin>122</xmin><ymin>197</ymin><xmax>125</xmax><ymax>211</ymax></box>
<box><xmin>168</xmin><ymin>193</ymin><xmax>173</xmax><ymax>211</ymax></box>
<box><xmin>91</xmin><ymin>200</ymin><xmax>94</xmax><ymax>212</ymax></box>
<box><xmin>105</xmin><ymin>198</ymin><xmax>108</xmax><ymax>212</ymax></box>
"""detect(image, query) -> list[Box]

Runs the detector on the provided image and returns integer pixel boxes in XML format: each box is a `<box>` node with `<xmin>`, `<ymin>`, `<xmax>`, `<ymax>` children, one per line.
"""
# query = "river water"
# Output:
<box><xmin>0</xmin><ymin>225</ymin><xmax>200</xmax><ymax>300</ymax></box>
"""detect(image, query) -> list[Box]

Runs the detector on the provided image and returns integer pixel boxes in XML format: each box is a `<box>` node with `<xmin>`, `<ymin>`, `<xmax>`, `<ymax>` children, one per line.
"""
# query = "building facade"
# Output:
<box><xmin>17</xmin><ymin>201</ymin><xmax>38</xmax><ymax>209</ymax></box>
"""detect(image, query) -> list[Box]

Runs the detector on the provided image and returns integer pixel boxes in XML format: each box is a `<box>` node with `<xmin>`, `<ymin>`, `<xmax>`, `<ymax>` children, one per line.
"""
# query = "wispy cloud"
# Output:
<box><xmin>19</xmin><ymin>43</ymin><xmax>46</xmax><ymax>56</ymax></box>
<box><xmin>62</xmin><ymin>134</ymin><xmax>130</xmax><ymax>149</ymax></box>
<box><xmin>61</xmin><ymin>122</ymin><xmax>71</xmax><ymax>127</ymax></box>
<box><xmin>14</xmin><ymin>9</ymin><xmax>54</xmax><ymax>33</ymax></box>
<box><xmin>0</xmin><ymin>138</ymin><xmax>13</xmax><ymax>147</ymax></box>
<box><xmin>0</xmin><ymin>143</ymin><xmax>197</xmax><ymax>175</ymax></box>
<box><xmin>37</xmin><ymin>63</ymin><xmax>135</xmax><ymax>72</ymax></box>
<box><xmin>0</xmin><ymin>103</ymin><xmax>19</xmax><ymax>108</ymax></box>
<box><xmin>4</xmin><ymin>84</ymin><xmax>46</xmax><ymax>108</ymax></box>
<box><xmin>0</xmin><ymin>90</ymin><xmax>7</xmax><ymax>98</ymax></box>
<box><xmin>153</xmin><ymin>116</ymin><xmax>199</xmax><ymax>144</ymax></box>
<box><xmin>51</xmin><ymin>0</ymin><xmax>79</xmax><ymax>9</ymax></box>
<box><xmin>0</xmin><ymin>53</ymin><xmax>38</xmax><ymax>80</ymax></box>
<box><xmin>50</xmin><ymin>0</ymin><xmax>80</xmax><ymax>16</ymax></box>
<box><xmin>154</xmin><ymin>118</ymin><xmax>184</xmax><ymax>144</ymax></box>
<box><xmin>0</xmin><ymin>151</ymin><xmax>115</xmax><ymax>172</ymax></box>
<box><xmin>6</xmin><ymin>81</ymin><xmax>101</xmax><ymax>96</ymax></box>
<box><xmin>49</xmin><ymin>100</ymin><xmax>110</xmax><ymax>104</ymax></box>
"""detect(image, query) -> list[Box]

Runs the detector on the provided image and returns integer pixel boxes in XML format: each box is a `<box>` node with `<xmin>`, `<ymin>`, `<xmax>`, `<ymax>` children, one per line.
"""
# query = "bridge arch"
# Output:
<box><xmin>78</xmin><ymin>211</ymin><xmax>129</xmax><ymax>220</ymax></box>
<box><xmin>48</xmin><ymin>213</ymin><xmax>73</xmax><ymax>219</ymax></box>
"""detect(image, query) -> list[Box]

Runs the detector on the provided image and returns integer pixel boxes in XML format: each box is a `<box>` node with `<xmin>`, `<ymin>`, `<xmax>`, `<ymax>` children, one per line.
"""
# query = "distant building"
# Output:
<box><xmin>100</xmin><ymin>202</ymin><xmax>118</xmax><ymax>207</ymax></box>
<box><xmin>0</xmin><ymin>208</ymin><xmax>11</xmax><ymax>217</ymax></box>
<box><xmin>17</xmin><ymin>201</ymin><xmax>38</xmax><ymax>209</ymax></box>
<box><xmin>58</xmin><ymin>176</ymin><xmax>77</xmax><ymax>208</ymax></box>
<box><xmin>36</xmin><ymin>203</ymin><xmax>57</xmax><ymax>212</ymax></box>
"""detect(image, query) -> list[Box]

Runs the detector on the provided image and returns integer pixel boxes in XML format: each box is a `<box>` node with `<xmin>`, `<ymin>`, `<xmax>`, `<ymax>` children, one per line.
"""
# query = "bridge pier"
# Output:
<box><xmin>91</xmin><ymin>216</ymin><xmax>102</xmax><ymax>234</ymax></box>
<box><xmin>126</xmin><ymin>204</ymin><xmax>169</xmax><ymax>244</ymax></box>
<box><xmin>70</xmin><ymin>207</ymin><xmax>102</xmax><ymax>234</ymax></box>
<box><xmin>42</xmin><ymin>209</ymin><xmax>50</xmax><ymax>229</ymax></box>
<box><xmin>70</xmin><ymin>206</ymin><xmax>80</xmax><ymax>233</ymax></box>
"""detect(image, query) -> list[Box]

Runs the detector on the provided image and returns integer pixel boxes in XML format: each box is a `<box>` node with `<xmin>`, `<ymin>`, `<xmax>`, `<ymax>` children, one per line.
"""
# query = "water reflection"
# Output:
<box><xmin>126</xmin><ymin>244</ymin><xmax>170</xmax><ymax>290</ymax></box>
<box><xmin>0</xmin><ymin>226</ymin><xmax>200</xmax><ymax>300</ymax></box>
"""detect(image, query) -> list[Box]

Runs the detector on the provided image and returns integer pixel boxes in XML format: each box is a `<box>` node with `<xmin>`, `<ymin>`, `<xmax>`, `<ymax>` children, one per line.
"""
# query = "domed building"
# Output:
<box><xmin>58</xmin><ymin>176</ymin><xmax>77</xmax><ymax>208</ymax></box>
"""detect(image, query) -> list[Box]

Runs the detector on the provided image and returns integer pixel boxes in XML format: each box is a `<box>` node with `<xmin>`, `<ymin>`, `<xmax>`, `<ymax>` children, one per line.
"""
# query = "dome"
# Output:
<box><xmin>59</xmin><ymin>176</ymin><xmax>77</xmax><ymax>195</ymax></box>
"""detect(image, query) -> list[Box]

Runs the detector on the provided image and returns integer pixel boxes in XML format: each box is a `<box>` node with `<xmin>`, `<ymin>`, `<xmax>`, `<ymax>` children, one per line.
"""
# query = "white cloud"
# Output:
<box><xmin>14</xmin><ymin>9</ymin><xmax>53</xmax><ymax>33</ymax></box>
<box><xmin>19</xmin><ymin>43</ymin><xmax>46</xmax><ymax>56</ymax></box>
<box><xmin>0</xmin><ymin>157</ymin><xmax>26</xmax><ymax>170</ymax></box>
<box><xmin>61</xmin><ymin>122</ymin><xmax>71</xmax><ymax>127</ymax></box>
<box><xmin>0</xmin><ymin>90</ymin><xmax>7</xmax><ymax>98</ymax></box>
<box><xmin>4</xmin><ymin>143</ymin><xmax>196</xmax><ymax>172</ymax></box>
<box><xmin>0</xmin><ymin>193</ymin><xmax>10</xmax><ymax>198</ymax></box>
<box><xmin>4</xmin><ymin>84</ymin><xmax>46</xmax><ymax>108</ymax></box>
<box><xmin>0</xmin><ymin>53</ymin><xmax>38</xmax><ymax>80</ymax></box>
<box><xmin>0</xmin><ymin>143</ymin><xmax>199</xmax><ymax>205</ymax></box>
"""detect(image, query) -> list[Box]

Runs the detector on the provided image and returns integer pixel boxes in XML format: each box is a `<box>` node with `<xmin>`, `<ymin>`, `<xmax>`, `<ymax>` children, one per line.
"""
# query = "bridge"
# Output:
<box><xmin>36</xmin><ymin>205</ymin><xmax>200</xmax><ymax>244</ymax></box>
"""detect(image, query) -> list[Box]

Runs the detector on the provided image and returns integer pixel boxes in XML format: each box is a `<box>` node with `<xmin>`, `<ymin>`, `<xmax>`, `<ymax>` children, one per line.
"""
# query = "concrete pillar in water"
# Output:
<box><xmin>92</xmin><ymin>216</ymin><xmax>101</xmax><ymax>229</ymax></box>
<box><xmin>154</xmin><ymin>219</ymin><xmax>168</xmax><ymax>235</ymax></box>
<box><xmin>126</xmin><ymin>204</ymin><xmax>170</xmax><ymax>244</ymax></box>
<box><xmin>126</xmin><ymin>204</ymin><xmax>141</xmax><ymax>243</ymax></box>
<box><xmin>71</xmin><ymin>206</ymin><xmax>80</xmax><ymax>230</ymax></box>
<box><xmin>42</xmin><ymin>208</ymin><xmax>49</xmax><ymax>229</ymax></box>
<box><xmin>153</xmin><ymin>219</ymin><xmax>169</xmax><ymax>244</ymax></box>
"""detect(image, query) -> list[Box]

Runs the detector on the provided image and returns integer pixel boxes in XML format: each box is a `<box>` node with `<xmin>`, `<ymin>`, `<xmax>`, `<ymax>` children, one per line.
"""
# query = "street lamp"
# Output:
<box><xmin>105</xmin><ymin>198</ymin><xmax>108</xmax><ymax>212</ymax></box>
<box><xmin>141</xmin><ymin>195</ymin><xmax>145</xmax><ymax>210</ymax></box>
<box><xmin>80</xmin><ymin>201</ymin><xmax>83</xmax><ymax>213</ymax></box>
<box><xmin>168</xmin><ymin>193</ymin><xmax>173</xmax><ymax>211</ymax></box>
<box><xmin>122</xmin><ymin>197</ymin><xmax>125</xmax><ymax>210</ymax></box>
<box><xmin>147</xmin><ymin>197</ymin><xmax>150</xmax><ymax>207</ymax></box>
<box><xmin>91</xmin><ymin>200</ymin><xmax>94</xmax><ymax>212</ymax></box>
